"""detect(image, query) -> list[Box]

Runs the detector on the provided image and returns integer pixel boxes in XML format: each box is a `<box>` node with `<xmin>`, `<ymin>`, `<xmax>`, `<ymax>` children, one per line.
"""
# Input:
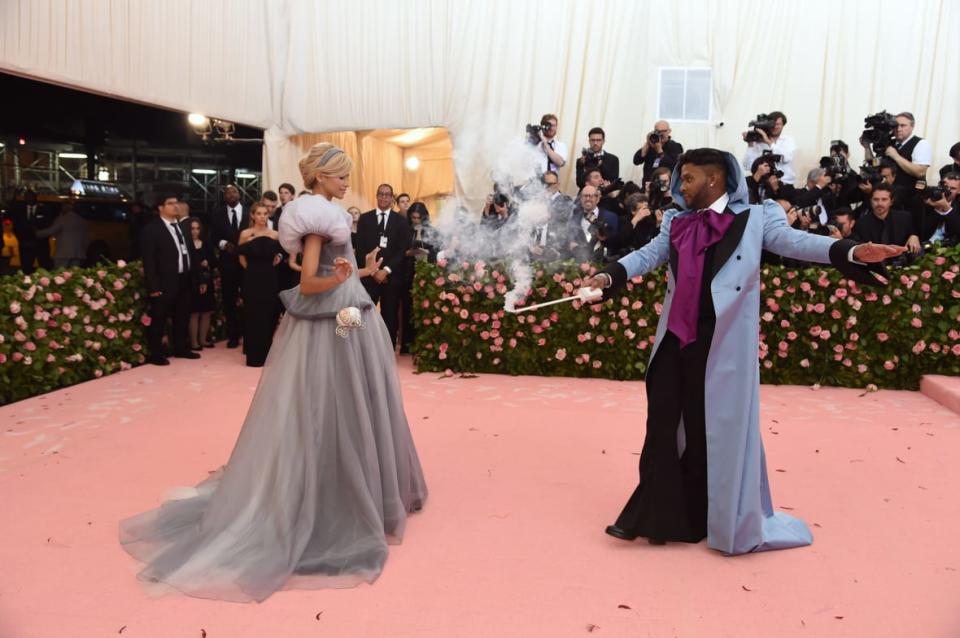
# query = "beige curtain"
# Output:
<box><xmin>3</xmin><ymin>0</ymin><xmax>958</xmax><ymax>200</ymax></box>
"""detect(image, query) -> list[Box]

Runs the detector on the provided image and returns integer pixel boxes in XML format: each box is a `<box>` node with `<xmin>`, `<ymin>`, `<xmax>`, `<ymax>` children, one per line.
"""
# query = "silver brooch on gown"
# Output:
<box><xmin>336</xmin><ymin>307</ymin><xmax>366</xmax><ymax>338</ymax></box>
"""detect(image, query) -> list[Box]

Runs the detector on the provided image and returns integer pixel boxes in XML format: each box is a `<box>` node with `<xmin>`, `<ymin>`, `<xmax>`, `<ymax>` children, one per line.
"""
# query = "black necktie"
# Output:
<box><xmin>379</xmin><ymin>212</ymin><xmax>387</xmax><ymax>234</ymax></box>
<box><xmin>547</xmin><ymin>141</ymin><xmax>556</xmax><ymax>172</ymax></box>
<box><xmin>230</xmin><ymin>208</ymin><xmax>238</xmax><ymax>232</ymax></box>
<box><xmin>171</xmin><ymin>223</ymin><xmax>189</xmax><ymax>272</ymax></box>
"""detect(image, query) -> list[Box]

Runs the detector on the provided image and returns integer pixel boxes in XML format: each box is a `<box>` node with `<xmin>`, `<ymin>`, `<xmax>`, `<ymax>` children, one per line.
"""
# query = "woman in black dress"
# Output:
<box><xmin>187</xmin><ymin>217</ymin><xmax>216</xmax><ymax>350</ymax></box>
<box><xmin>237</xmin><ymin>203</ymin><xmax>281</xmax><ymax>367</ymax></box>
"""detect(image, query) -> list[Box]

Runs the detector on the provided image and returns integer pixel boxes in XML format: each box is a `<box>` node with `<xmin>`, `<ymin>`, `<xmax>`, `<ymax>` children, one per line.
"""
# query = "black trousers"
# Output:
<box><xmin>219</xmin><ymin>261</ymin><xmax>244</xmax><ymax>342</ymax></box>
<box><xmin>613</xmin><ymin>327</ymin><xmax>712</xmax><ymax>542</ymax></box>
<box><xmin>399</xmin><ymin>281</ymin><xmax>416</xmax><ymax>351</ymax></box>
<box><xmin>363</xmin><ymin>280</ymin><xmax>401</xmax><ymax>349</ymax></box>
<box><xmin>146</xmin><ymin>274</ymin><xmax>191</xmax><ymax>359</ymax></box>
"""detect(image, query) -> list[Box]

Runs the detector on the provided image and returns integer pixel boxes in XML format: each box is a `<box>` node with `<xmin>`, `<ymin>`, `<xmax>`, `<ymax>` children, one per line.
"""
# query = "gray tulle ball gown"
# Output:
<box><xmin>119</xmin><ymin>195</ymin><xmax>428</xmax><ymax>602</ymax></box>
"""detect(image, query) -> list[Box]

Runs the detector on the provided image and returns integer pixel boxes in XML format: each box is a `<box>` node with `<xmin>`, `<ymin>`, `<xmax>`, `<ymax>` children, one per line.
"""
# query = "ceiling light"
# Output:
<box><xmin>59</xmin><ymin>152</ymin><xmax>88</xmax><ymax>159</ymax></box>
<box><xmin>192</xmin><ymin>168</ymin><xmax>217</xmax><ymax>175</ymax></box>
<box><xmin>405</xmin><ymin>156</ymin><xmax>420</xmax><ymax>171</ymax></box>
<box><xmin>188</xmin><ymin>113</ymin><xmax>209</xmax><ymax>127</ymax></box>
<box><xmin>236</xmin><ymin>172</ymin><xmax>256</xmax><ymax>179</ymax></box>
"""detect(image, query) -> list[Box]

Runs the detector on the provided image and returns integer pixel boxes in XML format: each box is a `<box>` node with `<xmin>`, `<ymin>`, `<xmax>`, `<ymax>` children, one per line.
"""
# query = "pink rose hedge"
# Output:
<box><xmin>412</xmin><ymin>246</ymin><xmax>960</xmax><ymax>389</ymax></box>
<box><xmin>0</xmin><ymin>262</ymin><xmax>148</xmax><ymax>404</ymax></box>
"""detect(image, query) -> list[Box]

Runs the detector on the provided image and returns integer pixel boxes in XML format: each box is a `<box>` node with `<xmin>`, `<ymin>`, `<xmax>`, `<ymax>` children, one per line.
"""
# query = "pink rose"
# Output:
<box><xmin>911</xmin><ymin>317</ymin><xmax>923</xmax><ymax>328</ymax></box>
<box><xmin>9</xmin><ymin>302</ymin><xmax>21</xmax><ymax>314</ymax></box>
<box><xmin>555</xmin><ymin>348</ymin><xmax>567</xmax><ymax>361</ymax></box>
<box><xmin>592</xmin><ymin>360</ymin><xmax>602</xmax><ymax>369</ymax></box>
<box><xmin>912</xmin><ymin>340</ymin><xmax>926</xmax><ymax>354</ymax></box>
<box><xmin>877</xmin><ymin>332</ymin><xmax>888</xmax><ymax>342</ymax></box>
<box><xmin>809</xmin><ymin>326</ymin><xmax>822</xmax><ymax>337</ymax></box>
<box><xmin>800</xmin><ymin>358</ymin><xmax>810</xmax><ymax>368</ymax></box>
<box><xmin>819</xmin><ymin>330</ymin><xmax>831</xmax><ymax>340</ymax></box>
<box><xmin>942</xmin><ymin>271</ymin><xmax>956</xmax><ymax>281</ymax></box>
<box><xmin>952</xmin><ymin>344</ymin><xmax>960</xmax><ymax>356</ymax></box>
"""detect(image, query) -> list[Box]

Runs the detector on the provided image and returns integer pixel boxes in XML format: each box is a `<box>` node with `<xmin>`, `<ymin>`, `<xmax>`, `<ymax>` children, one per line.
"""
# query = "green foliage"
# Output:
<box><xmin>412</xmin><ymin>247</ymin><xmax>960</xmax><ymax>390</ymax></box>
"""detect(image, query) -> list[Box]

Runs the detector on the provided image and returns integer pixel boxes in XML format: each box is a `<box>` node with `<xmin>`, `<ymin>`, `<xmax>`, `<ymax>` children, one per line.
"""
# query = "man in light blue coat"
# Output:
<box><xmin>585</xmin><ymin>149</ymin><xmax>903</xmax><ymax>554</ymax></box>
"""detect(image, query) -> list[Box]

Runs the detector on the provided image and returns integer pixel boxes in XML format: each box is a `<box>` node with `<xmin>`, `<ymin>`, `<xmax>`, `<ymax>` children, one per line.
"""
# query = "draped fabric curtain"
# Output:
<box><xmin>2</xmin><ymin>0</ymin><xmax>958</xmax><ymax>204</ymax></box>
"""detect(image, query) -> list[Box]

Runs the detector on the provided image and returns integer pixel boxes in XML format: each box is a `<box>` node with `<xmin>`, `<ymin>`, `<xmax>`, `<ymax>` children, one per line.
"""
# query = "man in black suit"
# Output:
<box><xmin>634</xmin><ymin>120</ymin><xmax>684</xmax><ymax>183</ymax></box>
<box><xmin>356</xmin><ymin>184</ymin><xmax>410</xmax><ymax>349</ymax></box>
<box><xmin>9</xmin><ymin>190</ymin><xmax>54</xmax><ymax>273</ymax></box>
<box><xmin>141</xmin><ymin>193</ymin><xmax>201</xmax><ymax>365</ymax></box>
<box><xmin>209</xmin><ymin>184</ymin><xmax>247</xmax><ymax>348</ymax></box>
<box><xmin>575</xmin><ymin>127</ymin><xmax>620</xmax><ymax>189</ymax></box>
<box><xmin>851</xmin><ymin>184</ymin><xmax>920</xmax><ymax>259</ymax></box>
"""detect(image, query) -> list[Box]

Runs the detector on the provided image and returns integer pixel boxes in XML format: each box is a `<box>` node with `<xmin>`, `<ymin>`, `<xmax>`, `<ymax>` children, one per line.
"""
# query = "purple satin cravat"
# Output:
<box><xmin>667</xmin><ymin>209</ymin><xmax>735</xmax><ymax>347</ymax></box>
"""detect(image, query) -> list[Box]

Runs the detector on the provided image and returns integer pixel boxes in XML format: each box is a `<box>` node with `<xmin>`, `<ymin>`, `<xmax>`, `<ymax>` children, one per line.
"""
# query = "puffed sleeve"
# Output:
<box><xmin>278</xmin><ymin>195</ymin><xmax>352</xmax><ymax>255</ymax></box>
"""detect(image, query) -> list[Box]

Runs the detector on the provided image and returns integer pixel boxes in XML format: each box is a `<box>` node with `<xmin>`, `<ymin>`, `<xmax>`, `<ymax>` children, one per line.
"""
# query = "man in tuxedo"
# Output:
<box><xmin>576</xmin><ymin>127</ymin><xmax>620</xmax><ymax>189</ymax></box>
<box><xmin>140</xmin><ymin>193</ymin><xmax>201</xmax><ymax>365</ymax></box>
<box><xmin>851</xmin><ymin>184</ymin><xmax>920</xmax><ymax>257</ymax></box>
<box><xmin>356</xmin><ymin>183</ymin><xmax>410</xmax><ymax>349</ymax></box>
<box><xmin>210</xmin><ymin>184</ymin><xmax>247</xmax><ymax>348</ymax></box>
<box><xmin>584</xmin><ymin>148</ymin><xmax>902</xmax><ymax>554</ymax></box>
<box><xmin>9</xmin><ymin>190</ymin><xmax>53</xmax><ymax>273</ymax></box>
<box><xmin>634</xmin><ymin>120</ymin><xmax>684</xmax><ymax>183</ymax></box>
<box><xmin>571</xmin><ymin>185</ymin><xmax>618</xmax><ymax>262</ymax></box>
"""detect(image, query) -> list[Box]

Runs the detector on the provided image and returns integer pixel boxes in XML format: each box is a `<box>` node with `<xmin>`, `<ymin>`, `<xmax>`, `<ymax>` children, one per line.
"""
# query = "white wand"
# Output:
<box><xmin>505</xmin><ymin>287</ymin><xmax>603</xmax><ymax>314</ymax></box>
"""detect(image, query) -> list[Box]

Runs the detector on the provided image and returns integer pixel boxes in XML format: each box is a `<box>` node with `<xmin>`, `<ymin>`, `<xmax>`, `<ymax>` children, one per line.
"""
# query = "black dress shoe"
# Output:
<box><xmin>148</xmin><ymin>357</ymin><xmax>170</xmax><ymax>366</ymax></box>
<box><xmin>204</xmin><ymin>342</ymin><xmax>216</xmax><ymax>349</ymax></box>
<box><xmin>227</xmin><ymin>340</ymin><xmax>240</xmax><ymax>349</ymax></box>
<box><xmin>647</xmin><ymin>537</ymin><xmax>667</xmax><ymax>546</ymax></box>
<box><xmin>190</xmin><ymin>344</ymin><xmax>203</xmax><ymax>352</ymax></box>
<box><xmin>604</xmin><ymin>525</ymin><xmax>638</xmax><ymax>541</ymax></box>
<box><xmin>174</xmin><ymin>351</ymin><xmax>201</xmax><ymax>360</ymax></box>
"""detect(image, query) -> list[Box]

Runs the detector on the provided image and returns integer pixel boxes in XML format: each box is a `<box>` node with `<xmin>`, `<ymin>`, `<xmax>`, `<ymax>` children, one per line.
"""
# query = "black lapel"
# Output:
<box><xmin>669</xmin><ymin>241</ymin><xmax>678</xmax><ymax>280</ymax></box>
<box><xmin>710</xmin><ymin>207</ymin><xmax>750</xmax><ymax>280</ymax></box>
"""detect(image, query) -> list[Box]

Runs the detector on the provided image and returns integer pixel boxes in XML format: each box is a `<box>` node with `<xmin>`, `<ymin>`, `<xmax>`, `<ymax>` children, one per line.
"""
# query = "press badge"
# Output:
<box><xmin>379</xmin><ymin>235</ymin><xmax>389</xmax><ymax>249</ymax></box>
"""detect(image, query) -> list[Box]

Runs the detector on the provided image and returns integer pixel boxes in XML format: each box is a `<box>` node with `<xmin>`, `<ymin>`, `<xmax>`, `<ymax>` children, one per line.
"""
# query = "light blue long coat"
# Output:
<box><xmin>618</xmin><ymin>151</ymin><xmax>840</xmax><ymax>555</ymax></box>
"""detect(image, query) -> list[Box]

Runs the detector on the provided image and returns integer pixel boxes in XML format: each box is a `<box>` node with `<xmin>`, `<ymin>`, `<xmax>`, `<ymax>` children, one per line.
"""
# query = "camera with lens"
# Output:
<box><xmin>647</xmin><ymin>177</ymin><xmax>672</xmax><ymax>210</ymax></box>
<box><xmin>920</xmin><ymin>181</ymin><xmax>946</xmax><ymax>201</ymax></box>
<box><xmin>861</xmin><ymin>111</ymin><xmax>898</xmax><ymax>155</ymax></box>
<box><xmin>648</xmin><ymin>131</ymin><xmax>663</xmax><ymax>145</ymax></box>
<box><xmin>757</xmin><ymin>152</ymin><xmax>783</xmax><ymax>180</ymax></box>
<box><xmin>582</xmin><ymin>208</ymin><xmax>613</xmax><ymax>237</ymax></box>
<box><xmin>581</xmin><ymin>147</ymin><xmax>603</xmax><ymax>165</ymax></box>
<box><xmin>858</xmin><ymin>163</ymin><xmax>884</xmax><ymax>186</ymax></box>
<box><xmin>745</xmin><ymin>113</ymin><xmax>777</xmax><ymax>143</ymax></box>
<box><xmin>819</xmin><ymin>155</ymin><xmax>850</xmax><ymax>181</ymax></box>
<box><xmin>526</xmin><ymin>124</ymin><xmax>545</xmax><ymax>145</ymax></box>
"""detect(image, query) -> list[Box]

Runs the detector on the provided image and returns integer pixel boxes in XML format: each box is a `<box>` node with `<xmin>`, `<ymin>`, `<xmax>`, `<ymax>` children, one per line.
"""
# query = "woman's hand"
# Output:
<box><xmin>333</xmin><ymin>257</ymin><xmax>353</xmax><ymax>283</ymax></box>
<box><xmin>364</xmin><ymin>247</ymin><xmax>383</xmax><ymax>272</ymax></box>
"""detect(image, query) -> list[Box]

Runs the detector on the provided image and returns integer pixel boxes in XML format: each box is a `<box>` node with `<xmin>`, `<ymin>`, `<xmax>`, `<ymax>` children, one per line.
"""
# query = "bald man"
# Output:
<box><xmin>634</xmin><ymin>120</ymin><xmax>684</xmax><ymax>183</ymax></box>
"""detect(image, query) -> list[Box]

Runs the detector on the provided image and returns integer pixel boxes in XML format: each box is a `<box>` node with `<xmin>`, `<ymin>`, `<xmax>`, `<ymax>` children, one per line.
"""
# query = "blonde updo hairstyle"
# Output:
<box><xmin>299</xmin><ymin>142</ymin><xmax>353</xmax><ymax>191</ymax></box>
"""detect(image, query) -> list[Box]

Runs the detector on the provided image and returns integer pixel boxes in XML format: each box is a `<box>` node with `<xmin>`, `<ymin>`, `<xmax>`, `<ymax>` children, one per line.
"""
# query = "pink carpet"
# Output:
<box><xmin>1</xmin><ymin>347</ymin><xmax>959</xmax><ymax>637</ymax></box>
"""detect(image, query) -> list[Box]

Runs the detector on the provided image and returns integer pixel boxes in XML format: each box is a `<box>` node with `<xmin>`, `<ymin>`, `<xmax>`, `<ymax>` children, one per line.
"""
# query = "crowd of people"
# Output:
<box><xmin>468</xmin><ymin>111</ymin><xmax>959</xmax><ymax>271</ymax></box>
<box><xmin>135</xmin><ymin>182</ymin><xmax>440</xmax><ymax>366</ymax></box>
<box><xmin>3</xmin><ymin>109</ymin><xmax>959</xmax><ymax>364</ymax></box>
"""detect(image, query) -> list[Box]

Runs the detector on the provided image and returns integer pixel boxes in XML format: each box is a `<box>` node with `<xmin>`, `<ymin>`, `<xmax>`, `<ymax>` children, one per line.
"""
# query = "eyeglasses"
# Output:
<box><xmin>543</xmin><ymin>123</ymin><xmax>557</xmax><ymax>129</ymax></box>
<box><xmin>654</xmin><ymin>129</ymin><xmax>669</xmax><ymax>134</ymax></box>
<box><xmin>581</xmin><ymin>193</ymin><xmax>599</xmax><ymax>198</ymax></box>
<box><xmin>588</xmin><ymin>138</ymin><xmax>604</xmax><ymax>143</ymax></box>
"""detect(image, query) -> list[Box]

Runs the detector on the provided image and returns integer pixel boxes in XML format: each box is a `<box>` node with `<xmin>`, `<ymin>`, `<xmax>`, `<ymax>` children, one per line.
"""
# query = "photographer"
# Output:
<box><xmin>820</xmin><ymin>140</ymin><xmax>863</xmax><ymax>210</ymax></box>
<box><xmin>832</xmin><ymin>208</ymin><xmax>856</xmax><ymax>239</ymax></box>
<box><xmin>531</xmin><ymin>113</ymin><xmax>568</xmax><ymax>174</ymax></box>
<box><xmin>746</xmin><ymin>155</ymin><xmax>827</xmax><ymax>205</ymax></box>
<box><xmin>604</xmin><ymin>193</ymin><xmax>658</xmax><ymax>257</ymax></box>
<box><xmin>581</xmin><ymin>167</ymin><xmax>621</xmax><ymax>212</ymax></box>
<box><xmin>852</xmin><ymin>184</ymin><xmax>921</xmax><ymax>260</ymax></box>
<box><xmin>862</xmin><ymin>112</ymin><xmax>931</xmax><ymax>190</ymax></box>
<box><xmin>741</xmin><ymin>111</ymin><xmax>796</xmax><ymax>184</ymax></box>
<box><xmin>570</xmin><ymin>184</ymin><xmax>618</xmax><ymax>262</ymax></box>
<box><xmin>633</xmin><ymin>120</ymin><xmax>683</xmax><ymax>182</ymax></box>
<box><xmin>917</xmin><ymin>173</ymin><xmax>960</xmax><ymax>246</ymax></box>
<box><xmin>645</xmin><ymin>166</ymin><xmax>675</xmax><ymax>213</ymax></box>
<box><xmin>940</xmin><ymin>142</ymin><xmax>960</xmax><ymax>180</ymax></box>
<box><xmin>576</xmin><ymin>127</ymin><xmax>620</xmax><ymax>188</ymax></box>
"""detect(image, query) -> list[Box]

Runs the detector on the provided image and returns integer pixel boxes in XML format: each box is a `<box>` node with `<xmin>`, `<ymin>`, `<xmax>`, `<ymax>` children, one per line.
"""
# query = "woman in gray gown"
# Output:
<box><xmin>119</xmin><ymin>143</ymin><xmax>428</xmax><ymax>602</ymax></box>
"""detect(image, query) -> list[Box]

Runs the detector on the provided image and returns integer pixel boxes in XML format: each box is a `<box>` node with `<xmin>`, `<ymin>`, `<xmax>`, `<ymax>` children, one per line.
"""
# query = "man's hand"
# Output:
<box><xmin>373</xmin><ymin>269</ymin><xmax>388</xmax><ymax>284</ymax></box>
<box><xmin>858</xmin><ymin>181</ymin><xmax>873</xmax><ymax>195</ymax></box>
<box><xmin>925</xmin><ymin>194</ymin><xmax>951</xmax><ymax>211</ymax></box>
<box><xmin>884</xmin><ymin>145</ymin><xmax>901</xmax><ymax>160</ymax></box>
<box><xmin>581</xmin><ymin>274</ymin><xmax>608</xmax><ymax>290</ymax></box>
<box><xmin>530</xmin><ymin>244</ymin><xmax>545</xmax><ymax>256</ymax></box>
<box><xmin>222</xmin><ymin>242</ymin><xmax>237</xmax><ymax>255</ymax></box>
<box><xmin>753</xmin><ymin>163</ymin><xmax>771</xmax><ymax>181</ymax></box>
<box><xmin>852</xmin><ymin>242</ymin><xmax>907</xmax><ymax>263</ymax></box>
<box><xmin>906</xmin><ymin>235</ymin><xmax>921</xmax><ymax>254</ymax></box>
<box><xmin>757</xmin><ymin>129</ymin><xmax>772</xmax><ymax>145</ymax></box>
